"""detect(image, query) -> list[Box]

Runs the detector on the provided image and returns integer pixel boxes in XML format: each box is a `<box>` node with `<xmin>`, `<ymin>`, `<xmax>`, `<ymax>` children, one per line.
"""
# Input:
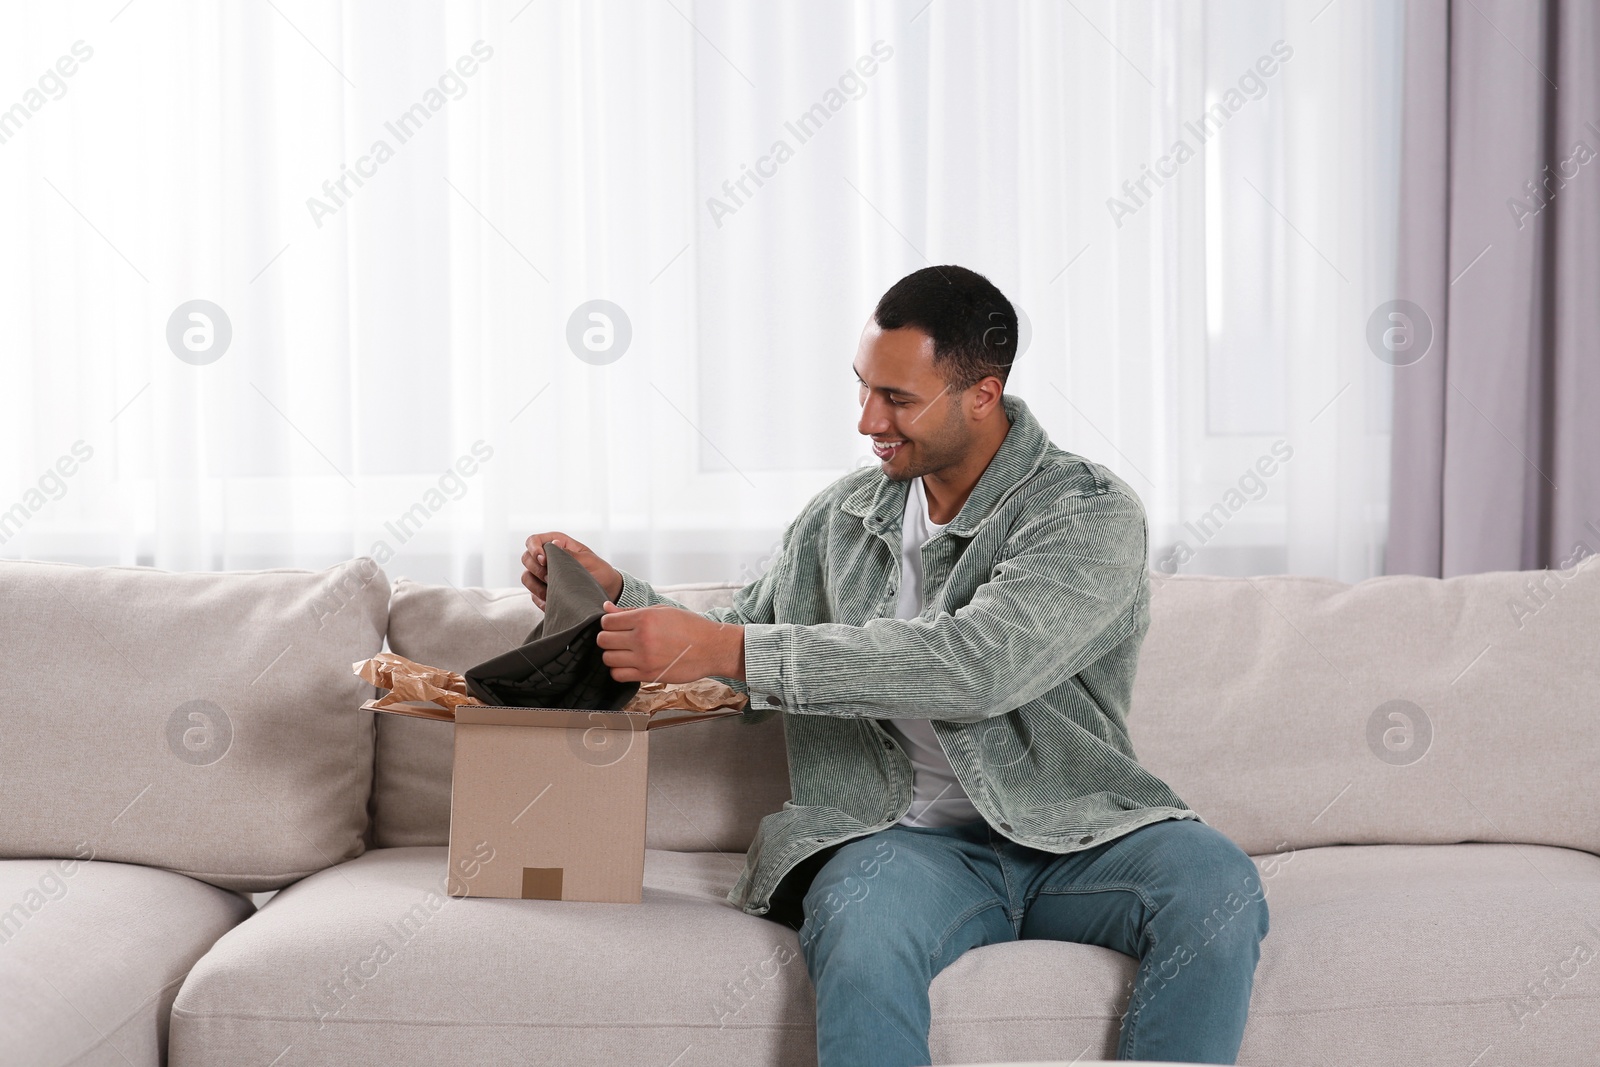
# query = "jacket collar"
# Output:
<box><xmin>840</xmin><ymin>392</ymin><xmax>1051</xmax><ymax>538</ymax></box>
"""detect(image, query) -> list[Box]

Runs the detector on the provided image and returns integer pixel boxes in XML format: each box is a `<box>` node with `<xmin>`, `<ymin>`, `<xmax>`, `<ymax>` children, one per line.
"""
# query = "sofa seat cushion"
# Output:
<box><xmin>941</xmin><ymin>842</ymin><xmax>1600</xmax><ymax>1066</ymax></box>
<box><xmin>0</xmin><ymin>857</ymin><xmax>254</xmax><ymax>1067</ymax></box>
<box><xmin>168</xmin><ymin>842</ymin><xmax>1600</xmax><ymax>1067</ymax></box>
<box><xmin>170</xmin><ymin>846</ymin><xmax>817</xmax><ymax>1066</ymax></box>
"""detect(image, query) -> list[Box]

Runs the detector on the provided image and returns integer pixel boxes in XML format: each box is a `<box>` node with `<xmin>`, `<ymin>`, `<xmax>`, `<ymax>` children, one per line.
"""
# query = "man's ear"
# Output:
<box><xmin>969</xmin><ymin>376</ymin><xmax>1004</xmax><ymax>418</ymax></box>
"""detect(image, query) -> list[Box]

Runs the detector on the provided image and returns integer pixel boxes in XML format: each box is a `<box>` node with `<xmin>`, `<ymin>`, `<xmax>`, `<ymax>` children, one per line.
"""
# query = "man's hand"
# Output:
<box><xmin>521</xmin><ymin>532</ymin><xmax>622</xmax><ymax>609</ymax></box>
<box><xmin>596</xmin><ymin>602</ymin><xmax>745</xmax><ymax>684</ymax></box>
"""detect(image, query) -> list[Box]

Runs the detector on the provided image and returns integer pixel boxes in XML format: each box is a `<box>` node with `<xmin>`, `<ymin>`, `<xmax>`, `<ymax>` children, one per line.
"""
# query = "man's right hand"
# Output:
<box><xmin>521</xmin><ymin>532</ymin><xmax>623</xmax><ymax>610</ymax></box>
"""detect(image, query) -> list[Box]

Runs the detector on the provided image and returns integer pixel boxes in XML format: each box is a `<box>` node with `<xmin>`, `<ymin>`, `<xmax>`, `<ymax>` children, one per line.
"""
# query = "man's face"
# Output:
<box><xmin>854</xmin><ymin>321</ymin><xmax>970</xmax><ymax>481</ymax></box>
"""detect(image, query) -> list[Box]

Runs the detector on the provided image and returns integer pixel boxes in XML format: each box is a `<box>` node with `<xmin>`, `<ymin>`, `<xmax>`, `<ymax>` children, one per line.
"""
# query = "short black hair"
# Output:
<box><xmin>872</xmin><ymin>265</ymin><xmax>1018</xmax><ymax>392</ymax></box>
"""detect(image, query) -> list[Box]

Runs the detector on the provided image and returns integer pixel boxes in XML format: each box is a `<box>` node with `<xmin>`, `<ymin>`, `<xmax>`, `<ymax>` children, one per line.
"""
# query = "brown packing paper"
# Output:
<box><xmin>351</xmin><ymin>653</ymin><xmax>748</xmax><ymax>717</ymax></box>
<box><xmin>624</xmin><ymin>678</ymin><xmax>748</xmax><ymax>714</ymax></box>
<box><xmin>354</xmin><ymin>651</ymin><xmax>484</xmax><ymax>711</ymax></box>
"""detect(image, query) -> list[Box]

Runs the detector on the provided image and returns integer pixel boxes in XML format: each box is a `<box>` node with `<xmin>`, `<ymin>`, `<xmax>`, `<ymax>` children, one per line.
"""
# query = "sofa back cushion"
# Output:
<box><xmin>1126</xmin><ymin>561</ymin><xmax>1600</xmax><ymax>858</ymax></box>
<box><xmin>0</xmin><ymin>557</ymin><xmax>388</xmax><ymax>892</ymax></box>
<box><xmin>379</xmin><ymin>578</ymin><xmax>790</xmax><ymax>852</ymax></box>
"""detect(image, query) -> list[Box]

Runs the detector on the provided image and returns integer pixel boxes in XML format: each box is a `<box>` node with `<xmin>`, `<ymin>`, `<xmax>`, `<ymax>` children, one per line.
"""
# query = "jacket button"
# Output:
<box><xmin>1078</xmin><ymin>835</ymin><xmax>1094</xmax><ymax>845</ymax></box>
<box><xmin>768</xmin><ymin>694</ymin><xmax>785</xmax><ymax>708</ymax></box>
<box><xmin>999</xmin><ymin>821</ymin><xmax>1012</xmax><ymax>832</ymax></box>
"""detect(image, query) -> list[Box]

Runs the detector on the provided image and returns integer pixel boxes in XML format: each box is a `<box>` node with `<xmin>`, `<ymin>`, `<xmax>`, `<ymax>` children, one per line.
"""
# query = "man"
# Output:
<box><xmin>521</xmin><ymin>265</ymin><xmax>1268</xmax><ymax>1065</ymax></box>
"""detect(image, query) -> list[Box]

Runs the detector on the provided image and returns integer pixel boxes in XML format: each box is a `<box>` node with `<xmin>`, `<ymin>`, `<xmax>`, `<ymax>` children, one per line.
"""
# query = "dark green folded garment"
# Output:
<box><xmin>463</xmin><ymin>542</ymin><xmax>640</xmax><ymax>710</ymax></box>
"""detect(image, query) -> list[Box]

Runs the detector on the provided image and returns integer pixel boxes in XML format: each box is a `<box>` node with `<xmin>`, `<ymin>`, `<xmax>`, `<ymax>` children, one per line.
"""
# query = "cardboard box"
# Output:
<box><xmin>362</xmin><ymin>698</ymin><xmax>744</xmax><ymax>904</ymax></box>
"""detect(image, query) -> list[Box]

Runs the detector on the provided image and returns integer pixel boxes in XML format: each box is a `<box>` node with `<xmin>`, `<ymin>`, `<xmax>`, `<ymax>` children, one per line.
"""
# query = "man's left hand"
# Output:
<box><xmin>596</xmin><ymin>602</ymin><xmax>745</xmax><ymax>684</ymax></box>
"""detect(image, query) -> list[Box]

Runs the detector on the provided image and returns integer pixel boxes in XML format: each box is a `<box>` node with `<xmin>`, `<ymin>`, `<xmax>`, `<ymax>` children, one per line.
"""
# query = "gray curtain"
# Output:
<box><xmin>1387</xmin><ymin>0</ymin><xmax>1600</xmax><ymax>577</ymax></box>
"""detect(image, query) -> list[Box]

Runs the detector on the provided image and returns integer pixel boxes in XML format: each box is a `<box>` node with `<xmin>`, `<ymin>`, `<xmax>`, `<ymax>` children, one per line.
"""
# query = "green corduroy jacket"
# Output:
<box><xmin>614</xmin><ymin>391</ymin><xmax>1201</xmax><ymax>917</ymax></box>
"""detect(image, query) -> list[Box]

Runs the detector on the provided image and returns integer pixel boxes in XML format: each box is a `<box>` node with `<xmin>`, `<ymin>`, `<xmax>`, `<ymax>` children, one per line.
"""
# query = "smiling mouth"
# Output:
<box><xmin>872</xmin><ymin>439</ymin><xmax>906</xmax><ymax>460</ymax></box>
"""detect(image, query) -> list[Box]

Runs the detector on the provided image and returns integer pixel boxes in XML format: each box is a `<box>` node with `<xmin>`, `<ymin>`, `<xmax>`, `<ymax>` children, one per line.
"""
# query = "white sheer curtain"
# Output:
<box><xmin>0</xmin><ymin>0</ymin><xmax>1401</xmax><ymax>587</ymax></box>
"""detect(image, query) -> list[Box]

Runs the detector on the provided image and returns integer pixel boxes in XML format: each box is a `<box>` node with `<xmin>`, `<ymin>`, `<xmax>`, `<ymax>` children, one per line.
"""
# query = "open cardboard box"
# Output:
<box><xmin>361</xmin><ymin>697</ymin><xmax>744</xmax><ymax>904</ymax></box>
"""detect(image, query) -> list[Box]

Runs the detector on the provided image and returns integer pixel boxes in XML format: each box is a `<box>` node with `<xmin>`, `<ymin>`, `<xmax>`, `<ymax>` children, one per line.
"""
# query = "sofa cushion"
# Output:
<box><xmin>0</xmin><ymin>557</ymin><xmax>388</xmax><ymax>891</ymax></box>
<box><xmin>378</xmin><ymin>577</ymin><xmax>789</xmax><ymax>852</ymax></box>
<box><xmin>169</xmin><ymin>846</ymin><xmax>811</xmax><ymax>1067</ymax></box>
<box><xmin>1128</xmin><ymin>561</ymin><xmax>1600</xmax><ymax>857</ymax></box>
<box><xmin>166</xmin><ymin>842</ymin><xmax>1600</xmax><ymax>1066</ymax></box>
<box><xmin>938</xmin><ymin>842</ymin><xmax>1600</xmax><ymax>1066</ymax></box>
<box><xmin>1</xmin><ymin>856</ymin><xmax>254</xmax><ymax>1067</ymax></box>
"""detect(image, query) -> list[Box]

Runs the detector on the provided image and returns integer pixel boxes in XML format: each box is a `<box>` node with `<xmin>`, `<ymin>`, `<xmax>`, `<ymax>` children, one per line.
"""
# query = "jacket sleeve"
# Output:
<box><xmin>741</xmin><ymin>486</ymin><xmax>1148</xmax><ymax>725</ymax></box>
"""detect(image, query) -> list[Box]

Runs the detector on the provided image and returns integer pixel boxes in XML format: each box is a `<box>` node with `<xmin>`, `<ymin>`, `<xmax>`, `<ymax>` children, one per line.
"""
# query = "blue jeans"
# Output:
<box><xmin>768</xmin><ymin>816</ymin><xmax>1268</xmax><ymax>1066</ymax></box>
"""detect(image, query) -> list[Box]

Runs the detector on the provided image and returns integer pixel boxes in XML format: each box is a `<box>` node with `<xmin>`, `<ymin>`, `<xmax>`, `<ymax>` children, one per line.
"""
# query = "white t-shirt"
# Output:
<box><xmin>880</xmin><ymin>475</ymin><xmax>984</xmax><ymax>828</ymax></box>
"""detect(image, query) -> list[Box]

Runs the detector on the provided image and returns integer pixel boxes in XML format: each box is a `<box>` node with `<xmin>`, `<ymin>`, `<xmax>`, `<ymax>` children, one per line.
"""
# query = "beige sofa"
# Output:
<box><xmin>2</xmin><ymin>554</ymin><xmax>1596</xmax><ymax>1066</ymax></box>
